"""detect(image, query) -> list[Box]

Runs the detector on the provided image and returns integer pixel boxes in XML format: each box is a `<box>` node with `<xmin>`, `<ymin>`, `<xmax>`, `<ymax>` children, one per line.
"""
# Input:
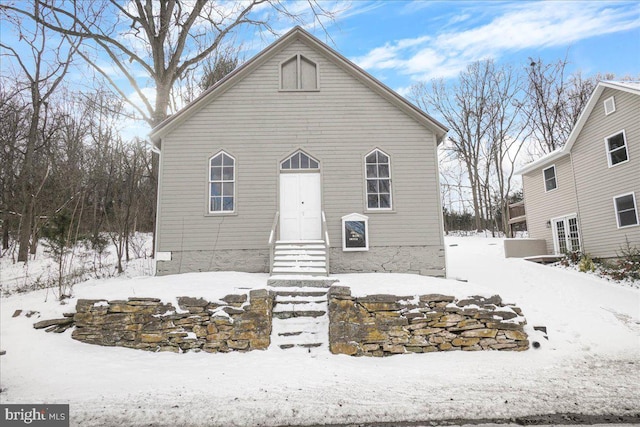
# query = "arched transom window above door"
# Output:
<box><xmin>281</xmin><ymin>150</ymin><xmax>320</xmax><ymax>170</ymax></box>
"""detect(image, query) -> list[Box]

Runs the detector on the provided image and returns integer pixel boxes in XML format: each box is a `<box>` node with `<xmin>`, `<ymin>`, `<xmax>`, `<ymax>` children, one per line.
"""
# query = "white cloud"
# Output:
<box><xmin>351</xmin><ymin>1</ymin><xmax>640</xmax><ymax>81</ymax></box>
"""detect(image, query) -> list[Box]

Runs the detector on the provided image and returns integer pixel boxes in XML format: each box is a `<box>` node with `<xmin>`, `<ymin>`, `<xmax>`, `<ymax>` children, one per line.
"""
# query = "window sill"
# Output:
<box><xmin>608</xmin><ymin>159</ymin><xmax>630</xmax><ymax>168</ymax></box>
<box><xmin>617</xmin><ymin>222</ymin><xmax>639</xmax><ymax>230</ymax></box>
<box><xmin>364</xmin><ymin>208</ymin><xmax>396</xmax><ymax>214</ymax></box>
<box><xmin>204</xmin><ymin>212</ymin><xmax>238</xmax><ymax>217</ymax></box>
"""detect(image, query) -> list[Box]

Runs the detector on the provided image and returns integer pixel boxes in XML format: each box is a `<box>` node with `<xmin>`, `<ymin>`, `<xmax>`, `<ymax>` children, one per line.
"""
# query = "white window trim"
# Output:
<box><xmin>605</xmin><ymin>129</ymin><xmax>629</xmax><ymax>168</ymax></box>
<box><xmin>613</xmin><ymin>192</ymin><xmax>639</xmax><ymax>229</ymax></box>
<box><xmin>604</xmin><ymin>96</ymin><xmax>616</xmax><ymax>115</ymax></box>
<box><xmin>550</xmin><ymin>213</ymin><xmax>580</xmax><ymax>254</ymax></box>
<box><xmin>543</xmin><ymin>165</ymin><xmax>557</xmax><ymax>192</ymax></box>
<box><xmin>278</xmin><ymin>53</ymin><xmax>320</xmax><ymax>92</ymax></box>
<box><xmin>207</xmin><ymin>150</ymin><xmax>236</xmax><ymax>215</ymax></box>
<box><xmin>364</xmin><ymin>148</ymin><xmax>393</xmax><ymax>211</ymax></box>
<box><xmin>342</xmin><ymin>213</ymin><xmax>369</xmax><ymax>252</ymax></box>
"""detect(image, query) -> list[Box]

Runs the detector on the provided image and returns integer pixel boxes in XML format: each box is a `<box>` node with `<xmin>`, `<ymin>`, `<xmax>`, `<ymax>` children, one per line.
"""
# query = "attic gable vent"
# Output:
<box><xmin>280</xmin><ymin>54</ymin><xmax>318</xmax><ymax>91</ymax></box>
<box><xmin>604</xmin><ymin>96</ymin><xmax>616</xmax><ymax>115</ymax></box>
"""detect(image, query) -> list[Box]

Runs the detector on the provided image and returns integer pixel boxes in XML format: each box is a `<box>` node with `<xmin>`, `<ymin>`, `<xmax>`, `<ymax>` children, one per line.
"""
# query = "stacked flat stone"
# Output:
<box><xmin>69</xmin><ymin>290</ymin><xmax>273</xmax><ymax>353</ymax></box>
<box><xmin>328</xmin><ymin>285</ymin><xmax>528</xmax><ymax>356</ymax></box>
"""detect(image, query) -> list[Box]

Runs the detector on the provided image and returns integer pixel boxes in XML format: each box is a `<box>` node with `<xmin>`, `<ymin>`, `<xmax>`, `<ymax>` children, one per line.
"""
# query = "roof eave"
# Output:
<box><xmin>516</xmin><ymin>80</ymin><xmax>639</xmax><ymax>175</ymax></box>
<box><xmin>515</xmin><ymin>149</ymin><xmax>569</xmax><ymax>175</ymax></box>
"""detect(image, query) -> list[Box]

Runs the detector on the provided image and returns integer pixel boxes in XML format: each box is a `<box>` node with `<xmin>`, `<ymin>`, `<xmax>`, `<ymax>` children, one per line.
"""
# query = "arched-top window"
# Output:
<box><xmin>280</xmin><ymin>54</ymin><xmax>318</xmax><ymax>90</ymax></box>
<box><xmin>209</xmin><ymin>151</ymin><xmax>235</xmax><ymax>213</ymax></box>
<box><xmin>365</xmin><ymin>149</ymin><xmax>392</xmax><ymax>210</ymax></box>
<box><xmin>281</xmin><ymin>150</ymin><xmax>320</xmax><ymax>170</ymax></box>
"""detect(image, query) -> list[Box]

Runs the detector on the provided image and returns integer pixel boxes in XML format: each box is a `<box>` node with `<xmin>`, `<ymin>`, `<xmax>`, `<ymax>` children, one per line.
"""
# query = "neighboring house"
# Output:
<box><xmin>517</xmin><ymin>81</ymin><xmax>640</xmax><ymax>259</ymax></box>
<box><xmin>149</xmin><ymin>27</ymin><xmax>448</xmax><ymax>277</ymax></box>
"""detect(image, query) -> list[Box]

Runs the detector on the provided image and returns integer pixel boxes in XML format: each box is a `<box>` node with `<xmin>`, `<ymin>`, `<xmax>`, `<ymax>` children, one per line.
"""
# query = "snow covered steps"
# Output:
<box><xmin>270</xmin><ymin>288</ymin><xmax>329</xmax><ymax>351</ymax></box>
<box><xmin>271</xmin><ymin>241</ymin><xmax>328</xmax><ymax>276</ymax></box>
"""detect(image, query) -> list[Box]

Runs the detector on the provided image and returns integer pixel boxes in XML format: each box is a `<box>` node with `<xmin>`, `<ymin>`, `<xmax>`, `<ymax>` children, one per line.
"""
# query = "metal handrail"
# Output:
<box><xmin>321</xmin><ymin>211</ymin><xmax>330</xmax><ymax>276</ymax></box>
<box><xmin>268</xmin><ymin>211</ymin><xmax>279</xmax><ymax>274</ymax></box>
<box><xmin>268</xmin><ymin>211</ymin><xmax>279</xmax><ymax>245</ymax></box>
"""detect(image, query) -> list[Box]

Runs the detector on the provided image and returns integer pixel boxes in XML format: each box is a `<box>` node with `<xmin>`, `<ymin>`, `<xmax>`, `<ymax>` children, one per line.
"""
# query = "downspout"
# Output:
<box><xmin>434</xmin><ymin>134</ymin><xmax>448</xmax><ymax>278</ymax></box>
<box><xmin>569</xmin><ymin>152</ymin><xmax>584</xmax><ymax>252</ymax></box>
<box><xmin>151</xmin><ymin>139</ymin><xmax>162</xmax><ymax>275</ymax></box>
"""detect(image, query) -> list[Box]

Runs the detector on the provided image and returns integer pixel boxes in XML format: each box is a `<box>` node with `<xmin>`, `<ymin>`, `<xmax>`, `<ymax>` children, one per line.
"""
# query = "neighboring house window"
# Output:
<box><xmin>552</xmin><ymin>215</ymin><xmax>581</xmax><ymax>254</ymax></box>
<box><xmin>543</xmin><ymin>165</ymin><xmax>557</xmax><ymax>192</ymax></box>
<box><xmin>605</xmin><ymin>130</ymin><xmax>628</xmax><ymax>167</ymax></box>
<box><xmin>603</xmin><ymin>96</ymin><xmax>616</xmax><ymax>115</ymax></box>
<box><xmin>280</xmin><ymin>54</ymin><xmax>318</xmax><ymax>90</ymax></box>
<box><xmin>614</xmin><ymin>193</ymin><xmax>639</xmax><ymax>228</ymax></box>
<box><xmin>209</xmin><ymin>151</ymin><xmax>235</xmax><ymax>213</ymax></box>
<box><xmin>281</xmin><ymin>150</ymin><xmax>319</xmax><ymax>170</ymax></box>
<box><xmin>365</xmin><ymin>149</ymin><xmax>392</xmax><ymax>210</ymax></box>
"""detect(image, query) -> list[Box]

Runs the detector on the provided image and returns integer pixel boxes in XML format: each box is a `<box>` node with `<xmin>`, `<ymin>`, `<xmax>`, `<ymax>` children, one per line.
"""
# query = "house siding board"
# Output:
<box><xmin>157</xmin><ymin>40</ymin><xmax>443</xmax><ymax>255</ymax></box>
<box><xmin>570</xmin><ymin>88</ymin><xmax>640</xmax><ymax>258</ymax></box>
<box><xmin>522</xmin><ymin>155</ymin><xmax>578</xmax><ymax>254</ymax></box>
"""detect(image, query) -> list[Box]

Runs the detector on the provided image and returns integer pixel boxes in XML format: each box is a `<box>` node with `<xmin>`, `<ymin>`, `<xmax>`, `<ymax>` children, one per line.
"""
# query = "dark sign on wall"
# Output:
<box><xmin>344</xmin><ymin>220</ymin><xmax>366</xmax><ymax>249</ymax></box>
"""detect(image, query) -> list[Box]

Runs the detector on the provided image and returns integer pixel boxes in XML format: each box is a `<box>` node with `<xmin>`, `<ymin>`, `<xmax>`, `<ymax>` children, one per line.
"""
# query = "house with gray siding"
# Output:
<box><xmin>517</xmin><ymin>81</ymin><xmax>640</xmax><ymax>259</ymax></box>
<box><xmin>149</xmin><ymin>27</ymin><xmax>448</xmax><ymax>277</ymax></box>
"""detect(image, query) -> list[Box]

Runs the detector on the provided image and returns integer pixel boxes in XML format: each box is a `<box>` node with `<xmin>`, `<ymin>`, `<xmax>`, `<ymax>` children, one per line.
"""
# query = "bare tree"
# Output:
<box><xmin>412</xmin><ymin>60</ymin><xmax>495</xmax><ymax>232</ymax></box>
<box><xmin>0</xmin><ymin>1</ymin><xmax>80</xmax><ymax>262</ymax></box>
<box><xmin>413</xmin><ymin>60</ymin><xmax>530</xmax><ymax>236</ymax></box>
<box><xmin>2</xmin><ymin>0</ymin><xmax>339</xmax><ymax>255</ymax></box>
<box><xmin>173</xmin><ymin>43</ymin><xmax>243</xmax><ymax>108</ymax></box>
<box><xmin>484</xmin><ymin>64</ymin><xmax>528</xmax><ymax>237</ymax></box>
<box><xmin>2</xmin><ymin>0</ymin><xmax>338</xmax><ymax>127</ymax></box>
<box><xmin>0</xmin><ymin>83</ymin><xmax>29</xmax><ymax>256</ymax></box>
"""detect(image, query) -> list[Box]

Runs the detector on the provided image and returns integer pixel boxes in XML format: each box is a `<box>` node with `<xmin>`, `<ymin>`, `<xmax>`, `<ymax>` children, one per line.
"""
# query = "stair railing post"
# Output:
<box><xmin>268</xmin><ymin>211</ymin><xmax>279</xmax><ymax>275</ymax></box>
<box><xmin>321</xmin><ymin>211</ymin><xmax>330</xmax><ymax>276</ymax></box>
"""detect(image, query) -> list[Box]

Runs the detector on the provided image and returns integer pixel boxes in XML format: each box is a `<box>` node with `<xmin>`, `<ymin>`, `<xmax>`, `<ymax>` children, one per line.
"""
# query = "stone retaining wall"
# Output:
<box><xmin>328</xmin><ymin>285</ymin><xmax>528</xmax><ymax>356</ymax></box>
<box><xmin>71</xmin><ymin>289</ymin><xmax>274</xmax><ymax>353</ymax></box>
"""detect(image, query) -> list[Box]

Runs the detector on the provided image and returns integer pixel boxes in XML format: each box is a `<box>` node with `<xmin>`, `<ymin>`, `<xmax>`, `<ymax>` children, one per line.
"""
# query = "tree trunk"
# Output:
<box><xmin>17</xmin><ymin>83</ymin><xmax>41</xmax><ymax>262</ymax></box>
<box><xmin>1</xmin><ymin>216</ymin><xmax>9</xmax><ymax>254</ymax></box>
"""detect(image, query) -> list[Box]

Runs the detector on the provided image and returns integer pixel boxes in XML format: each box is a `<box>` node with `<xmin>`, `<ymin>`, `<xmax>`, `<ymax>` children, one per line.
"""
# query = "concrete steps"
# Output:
<box><xmin>269</xmin><ymin>288</ymin><xmax>329</xmax><ymax>352</ymax></box>
<box><xmin>272</xmin><ymin>241</ymin><xmax>328</xmax><ymax>275</ymax></box>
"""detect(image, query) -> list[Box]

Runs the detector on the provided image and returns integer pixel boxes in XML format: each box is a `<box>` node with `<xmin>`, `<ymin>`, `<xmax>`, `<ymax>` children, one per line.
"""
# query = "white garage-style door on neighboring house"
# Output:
<box><xmin>279</xmin><ymin>151</ymin><xmax>322</xmax><ymax>241</ymax></box>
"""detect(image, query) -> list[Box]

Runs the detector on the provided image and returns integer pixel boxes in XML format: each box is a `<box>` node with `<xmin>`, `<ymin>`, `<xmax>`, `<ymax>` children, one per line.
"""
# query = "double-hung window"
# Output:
<box><xmin>605</xmin><ymin>130</ymin><xmax>628</xmax><ymax>167</ymax></box>
<box><xmin>365</xmin><ymin>149</ymin><xmax>392</xmax><ymax>210</ymax></box>
<box><xmin>543</xmin><ymin>165</ymin><xmax>557</xmax><ymax>192</ymax></box>
<box><xmin>209</xmin><ymin>151</ymin><xmax>235</xmax><ymax>213</ymax></box>
<box><xmin>614</xmin><ymin>193</ymin><xmax>638</xmax><ymax>228</ymax></box>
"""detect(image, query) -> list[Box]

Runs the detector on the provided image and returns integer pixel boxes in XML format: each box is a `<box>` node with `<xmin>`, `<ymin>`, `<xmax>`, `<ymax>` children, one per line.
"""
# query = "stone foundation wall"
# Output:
<box><xmin>71</xmin><ymin>290</ymin><xmax>274</xmax><ymax>353</ymax></box>
<box><xmin>328</xmin><ymin>286</ymin><xmax>528</xmax><ymax>356</ymax></box>
<box><xmin>329</xmin><ymin>245</ymin><xmax>446</xmax><ymax>277</ymax></box>
<box><xmin>156</xmin><ymin>249</ymin><xmax>269</xmax><ymax>276</ymax></box>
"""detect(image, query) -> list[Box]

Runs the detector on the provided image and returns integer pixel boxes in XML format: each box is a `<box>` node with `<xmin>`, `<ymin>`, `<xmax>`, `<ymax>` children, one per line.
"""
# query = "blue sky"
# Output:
<box><xmin>256</xmin><ymin>0</ymin><xmax>640</xmax><ymax>96</ymax></box>
<box><xmin>2</xmin><ymin>0</ymin><xmax>638</xmax><ymax>139</ymax></box>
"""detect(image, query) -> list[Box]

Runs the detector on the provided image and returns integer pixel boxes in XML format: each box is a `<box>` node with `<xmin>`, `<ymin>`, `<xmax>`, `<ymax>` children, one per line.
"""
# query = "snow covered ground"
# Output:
<box><xmin>1</xmin><ymin>236</ymin><xmax>639</xmax><ymax>426</ymax></box>
<box><xmin>0</xmin><ymin>232</ymin><xmax>154</xmax><ymax>297</ymax></box>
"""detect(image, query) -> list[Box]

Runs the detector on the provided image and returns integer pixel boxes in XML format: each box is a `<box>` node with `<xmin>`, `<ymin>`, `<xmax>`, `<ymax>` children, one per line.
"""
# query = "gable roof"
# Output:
<box><xmin>149</xmin><ymin>26</ymin><xmax>448</xmax><ymax>147</ymax></box>
<box><xmin>516</xmin><ymin>80</ymin><xmax>640</xmax><ymax>175</ymax></box>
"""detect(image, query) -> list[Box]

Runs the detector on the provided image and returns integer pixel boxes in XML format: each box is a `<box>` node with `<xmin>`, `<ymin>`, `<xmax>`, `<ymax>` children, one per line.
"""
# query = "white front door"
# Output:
<box><xmin>552</xmin><ymin>215</ymin><xmax>581</xmax><ymax>254</ymax></box>
<box><xmin>279</xmin><ymin>173</ymin><xmax>321</xmax><ymax>241</ymax></box>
